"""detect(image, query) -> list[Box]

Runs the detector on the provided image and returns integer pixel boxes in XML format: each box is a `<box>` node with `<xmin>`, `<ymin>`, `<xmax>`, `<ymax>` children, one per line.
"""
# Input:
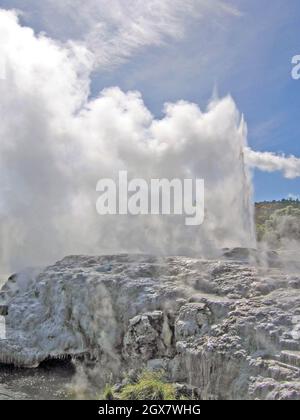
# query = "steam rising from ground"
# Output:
<box><xmin>0</xmin><ymin>10</ymin><xmax>257</xmax><ymax>271</ymax></box>
<box><xmin>0</xmin><ymin>6</ymin><xmax>299</xmax><ymax>402</ymax></box>
<box><xmin>0</xmin><ymin>9</ymin><xmax>298</xmax><ymax>273</ymax></box>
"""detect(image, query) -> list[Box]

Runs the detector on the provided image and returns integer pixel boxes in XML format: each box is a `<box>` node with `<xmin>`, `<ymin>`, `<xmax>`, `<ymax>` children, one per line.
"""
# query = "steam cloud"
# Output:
<box><xmin>245</xmin><ymin>148</ymin><xmax>300</xmax><ymax>179</ymax></box>
<box><xmin>0</xmin><ymin>7</ymin><xmax>297</xmax><ymax>272</ymax></box>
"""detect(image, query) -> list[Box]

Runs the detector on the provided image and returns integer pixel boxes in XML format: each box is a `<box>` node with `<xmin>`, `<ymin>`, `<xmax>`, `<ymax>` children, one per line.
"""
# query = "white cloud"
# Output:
<box><xmin>0</xmin><ymin>0</ymin><xmax>240</xmax><ymax>69</ymax></box>
<box><xmin>245</xmin><ymin>148</ymin><xmax>300</xmax><ymax>179</ymax></box>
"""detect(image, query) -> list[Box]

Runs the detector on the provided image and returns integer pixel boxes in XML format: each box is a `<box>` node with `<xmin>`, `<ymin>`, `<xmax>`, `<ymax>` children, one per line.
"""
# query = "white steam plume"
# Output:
<box><xmin>245</xmin><ymin>148</ymin><xmax>300</xmax><ymax>179</ymax></box>
<box><xmin>0</xmin><ymin>9</ymin><xmax>256</xmax><ymax>271</ymax></box>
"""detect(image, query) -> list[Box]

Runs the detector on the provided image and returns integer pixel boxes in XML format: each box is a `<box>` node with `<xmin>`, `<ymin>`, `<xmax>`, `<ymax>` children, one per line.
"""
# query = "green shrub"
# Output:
<box><xmin>119</xmin><ymin>371</ymin><xmax>176</xmax><ymax>401</ymax></box>
<box><xmin>102</xmin><ymin>384</ymin><xmax>115</xmax><ymax>400</ymax></box>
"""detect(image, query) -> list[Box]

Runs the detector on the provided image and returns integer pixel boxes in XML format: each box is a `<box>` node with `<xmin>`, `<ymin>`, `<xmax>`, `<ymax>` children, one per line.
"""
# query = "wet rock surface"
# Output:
<box><xmin>0</xmin><ymin>254</ymin><xmax>299</xmax><ymax>400</ymax></box>
<box><xmin>0</xmin><ymin>360</ymin><xmax>75</xmax><ymax>400</ymax></box>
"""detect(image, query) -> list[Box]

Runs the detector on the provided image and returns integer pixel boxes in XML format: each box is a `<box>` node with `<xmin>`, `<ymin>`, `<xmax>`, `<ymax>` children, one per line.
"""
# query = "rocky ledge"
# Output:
<box><xmin>0</xmin><ymin>254</ymin><xmax>299</xmax><ymax>400</ymax></box>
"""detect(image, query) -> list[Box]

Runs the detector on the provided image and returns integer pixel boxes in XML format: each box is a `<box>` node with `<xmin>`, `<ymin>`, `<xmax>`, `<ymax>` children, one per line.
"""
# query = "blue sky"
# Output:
<box><xmin>1</xmin><ymin>0</ymin><xmax>300</xmax><ymax>201</ymax></box>
<box><xmin>91</xmin><ymin>0</ymin><xmax>300</xmax><ymax>201</ymax></box>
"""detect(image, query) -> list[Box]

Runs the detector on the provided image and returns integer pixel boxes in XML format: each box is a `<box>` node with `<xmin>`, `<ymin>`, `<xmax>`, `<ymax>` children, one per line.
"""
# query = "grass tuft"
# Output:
<box><xmin>119</xmin><ymin>371</ymin><xmax>176</xmax><ymax>401</ymax></box>
<box><xmin>102</xmin><ymin>384</ymin><xmax>116</xmax><ymax>400</ymax></box>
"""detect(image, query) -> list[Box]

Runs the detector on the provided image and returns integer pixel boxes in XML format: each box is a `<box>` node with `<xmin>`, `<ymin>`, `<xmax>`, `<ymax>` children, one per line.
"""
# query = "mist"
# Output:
<box><xmin>1</xmin><ymin>9</ymin><xmax>299</xmax><ymax>273</ymax></box>
<box><xmin>0</xmin><ymin>9</ymin><xmax>258</xmax><ymax>272</ymax></box>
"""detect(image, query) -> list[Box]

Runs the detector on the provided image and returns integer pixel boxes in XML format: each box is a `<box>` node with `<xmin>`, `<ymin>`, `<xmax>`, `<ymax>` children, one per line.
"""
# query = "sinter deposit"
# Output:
<box><xmin>0</xmin><ymin>254</ymin><xmax>299</xmax><ymax>400</ymax></box>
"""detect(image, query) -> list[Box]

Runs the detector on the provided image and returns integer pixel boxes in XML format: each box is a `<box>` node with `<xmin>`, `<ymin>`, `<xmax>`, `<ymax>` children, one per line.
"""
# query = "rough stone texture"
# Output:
<box><xmin>0</xmin><ymin>254</ymin><xmax>299</xmax><ymax>400</ymax></box>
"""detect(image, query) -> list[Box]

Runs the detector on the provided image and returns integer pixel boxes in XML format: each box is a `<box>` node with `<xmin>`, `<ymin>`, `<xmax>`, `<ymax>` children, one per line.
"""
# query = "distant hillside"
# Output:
<box><xmin>255</xmin><ymin>199</ymin><xmax>300</xmax><ymax>225</ymax></box>
<box><xmin>255</xmin><ymin>199</ymin><xmax>300</xmax><ymax>243</ymax></box>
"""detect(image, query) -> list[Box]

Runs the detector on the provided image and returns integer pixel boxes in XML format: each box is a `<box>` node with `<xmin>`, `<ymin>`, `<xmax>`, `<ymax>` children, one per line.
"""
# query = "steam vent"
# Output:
<box><xmin>0</xmin><ymin>253</ymin><xmax>299</xmax><ymax>400</ymax></box>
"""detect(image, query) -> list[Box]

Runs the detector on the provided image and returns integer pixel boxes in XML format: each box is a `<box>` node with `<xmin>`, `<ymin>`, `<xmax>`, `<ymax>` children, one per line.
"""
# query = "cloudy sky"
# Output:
<box><xmin>0</xmin><ymin>0</ymin><xmax>299</xmax><ymax>204</ymax></box>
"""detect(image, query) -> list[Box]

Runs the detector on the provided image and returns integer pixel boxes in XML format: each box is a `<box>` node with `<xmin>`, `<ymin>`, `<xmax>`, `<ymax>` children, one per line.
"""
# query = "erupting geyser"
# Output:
<box><xmin>0</xmin><ymin>10</ymin><xmax>259</xmax><ymax>272</ymax></box>
<box><xmin>0</xmin><ymin>5</ymin><xmax>300</xmax><ymax>402</ymax></box>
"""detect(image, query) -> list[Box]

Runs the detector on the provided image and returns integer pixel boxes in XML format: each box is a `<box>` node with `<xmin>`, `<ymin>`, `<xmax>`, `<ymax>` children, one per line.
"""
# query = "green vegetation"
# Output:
<box><xmin>255</xmin><ymin>200</ymin><xmax>300</xmax><ymax>246</ymax></box>
<box><xmin>120</xmin><ymin>371</ymin><xmax>176</xmax><ymax>400</ymax></box>
<box><xmin>102</xmin><ymin>371</ymin><xmax>177</xmax><ymax>400</ymax></box>
<box><xmin>255</xmin><ymin>199</ymin><xmax>300</xmax><ymax>225</ymax></box>
<box><xmin>102</xmin><ymin>384</ymin><xmax>115</xmax><ymax>400</ymax></box>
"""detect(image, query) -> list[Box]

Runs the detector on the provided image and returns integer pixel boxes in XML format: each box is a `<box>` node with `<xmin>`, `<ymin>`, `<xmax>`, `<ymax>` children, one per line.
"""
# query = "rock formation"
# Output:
<box><xmin>0</xmin><ymin>254</ymin><xmax>299</xmax><ymax>400</ymax></box>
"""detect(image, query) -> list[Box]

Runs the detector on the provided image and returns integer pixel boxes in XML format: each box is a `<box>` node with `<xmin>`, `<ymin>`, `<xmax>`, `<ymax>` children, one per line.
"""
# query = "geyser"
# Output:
<box><xmin>96</xmin><ymin>170</ymin><xmax>205</xmax><ymax>226</ymax></box>
<box><xmin>0</xmin><ymin>10</ymin><xmax>255</xmax><ymax>272</ymax></box>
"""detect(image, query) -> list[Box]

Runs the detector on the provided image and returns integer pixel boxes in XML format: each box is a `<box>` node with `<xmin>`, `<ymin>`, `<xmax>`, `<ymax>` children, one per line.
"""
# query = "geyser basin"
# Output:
<box><xmin>0</xmin><ymin>254</ymin><xmax>299</xmax><ymax>400</ymax></box>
